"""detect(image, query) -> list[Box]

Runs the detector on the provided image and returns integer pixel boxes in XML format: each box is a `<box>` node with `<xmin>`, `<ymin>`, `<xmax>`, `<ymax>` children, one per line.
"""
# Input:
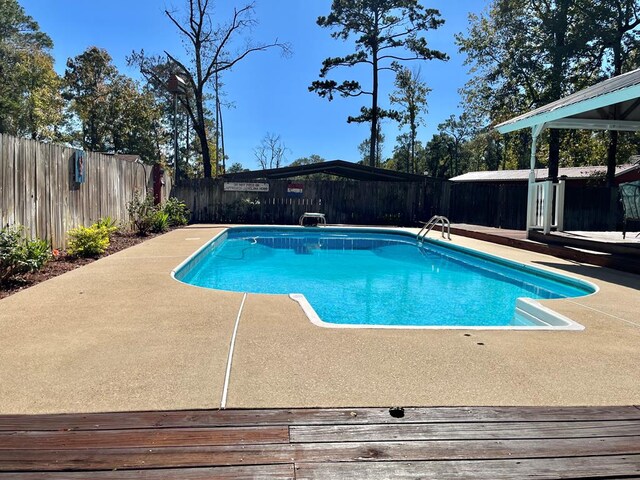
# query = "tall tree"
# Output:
<box><xmin>438</xmin><ymin>114</ymin><xmax>475</xmax><ymax>177</ymax></box>
<box><xmin>389</xmin><ymin>66</ymin><xmax>430</xmax><ymax>173</ymax></box>
<box><xmin>63</xmin><ymin>47</ymin><xmax>117</xmax><ymax>151</ymax></box>
<box><xmin>130</xmin><ymin>0</ymin><xmax>288</xmax><ymax>178</ymax></box>
<box><xmin>310</xmin><ymin>0</ymin><xmax>447</xmax><ymax>167</ymax></box>
<box><xmin>0</xmin><ymin>0</ymin><xmax>61</xmax><ymax>138</ymax></box>
<box><xmin>457</xmin><ymin>0</ymin><xmax>594</xmax><ymax>179</ymax></box>
<box><xmin>254</xmin><ymin>133</ymin><xmax>288</xmax><ymax>169</ymax></box>
<box><xmin>64</xmin><ymin>47</ymin><xmax>165</xmax><ymax>162</ymax></box>
<box><xmin>108</xmin><ymin>77</ymin><xmax>165</xmax><ymax>163</ymax></box>
<box><xmin>588</xmin><ymin>0</ymin><xmax>640</xmax><ymax>184</ymax></box>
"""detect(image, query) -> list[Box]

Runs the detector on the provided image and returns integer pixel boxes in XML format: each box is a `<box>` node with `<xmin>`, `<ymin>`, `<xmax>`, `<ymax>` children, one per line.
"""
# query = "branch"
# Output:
<box><xmin>164</xmin><ymin>51</ymin><xmax>198</xmax><ymax>91</ymax></box>
<box><xmin>203</xmin><ymin>4</ymin><xmax>254</xmax><ymax>83</ymax></box>
<box><xmin>212</xmin><ymin>40</ymin><xmax>289</xmax><ymax>77</ymax></box>
<box><xmin>165</xmin><ymin>8</ymin><xmax>196</xmax><ymax>43</ymax></box>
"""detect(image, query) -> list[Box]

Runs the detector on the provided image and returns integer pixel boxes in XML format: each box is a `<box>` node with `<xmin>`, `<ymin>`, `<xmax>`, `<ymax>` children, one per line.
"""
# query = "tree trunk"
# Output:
<box><xmin>547</xmin><ymin>0</ymin><xmax>569</xmax><ymax>182</ymax></box>
<box><xmin>369</xmin><ymin>11</ymin><xmax>380</xmax><ymax>168</ymax></box>
<box><xmin>370</xmin><ymin>58</ymin><xmax>379</xmax><ymax>168</ymax></box>
<box><xmin>194</xmin><ymin>88</ymin><xmax>212</xmax><ymax>178</ymax></box>
<box><xmin>548</xmin><ymin>129</ymin><xmax>560</xmax><ymax>181</ymax></box>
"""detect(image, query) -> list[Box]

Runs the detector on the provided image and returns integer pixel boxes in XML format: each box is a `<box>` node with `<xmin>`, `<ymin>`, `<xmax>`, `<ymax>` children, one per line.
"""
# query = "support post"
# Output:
<box><xmin>556</xmin><ymin>179</ymin><xmax>565</xmax><ymax>232</ymax></box>
<box><xmin>543</xmin><ymin>181</ymin><xmax>553</xmax><ymax>234</ymax></box>
<box><xmin>526</xmin><ymin>124</ymin><xmax>546</xmax><ymax>236</ymax></box>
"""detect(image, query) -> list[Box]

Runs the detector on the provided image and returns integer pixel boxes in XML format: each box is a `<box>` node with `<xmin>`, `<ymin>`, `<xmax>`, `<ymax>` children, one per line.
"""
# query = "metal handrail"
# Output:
<box><xmin>417</xmin><ymin>215</ymin><xmax>451</xmax><ymax>242</ymax></box>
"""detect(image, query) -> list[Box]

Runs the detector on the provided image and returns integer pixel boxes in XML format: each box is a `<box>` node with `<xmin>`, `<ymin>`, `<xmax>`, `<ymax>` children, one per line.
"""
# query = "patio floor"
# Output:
<box><xmin>0</xmin><ymin>225</ymin><xmax>639</xmax><ymax>414</ymax></box>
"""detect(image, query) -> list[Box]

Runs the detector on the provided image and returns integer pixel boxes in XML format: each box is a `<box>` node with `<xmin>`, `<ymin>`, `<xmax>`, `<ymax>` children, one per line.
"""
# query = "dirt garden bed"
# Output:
<box><xmin>0</xmin><ymin>231</ymin><xmax>164</xmax><ymax>300</ymax></box>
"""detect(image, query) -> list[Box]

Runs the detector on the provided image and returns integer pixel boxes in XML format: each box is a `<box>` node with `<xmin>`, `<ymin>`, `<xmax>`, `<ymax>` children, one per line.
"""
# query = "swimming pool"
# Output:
<box><xmin>173</xmin><ymin>227</ymin><xmax>596</xmax><ymax>329</ymax></box>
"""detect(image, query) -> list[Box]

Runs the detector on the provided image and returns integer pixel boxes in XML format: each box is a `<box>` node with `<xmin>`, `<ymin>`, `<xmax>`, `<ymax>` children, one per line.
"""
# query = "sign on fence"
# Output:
<box><xmin>223</xmin><ymin>182</ymin><xmax>269</xmax><ymax>192</ymax></box>
<box><xmin>287</xmin><ymin>182</ymin><xmax>303</xmax><ymax>197</ymax></box>
<box><xmin>74</xmin><ymin>150</ymin><xmax>86</xmax><ymax>184</ymax></box>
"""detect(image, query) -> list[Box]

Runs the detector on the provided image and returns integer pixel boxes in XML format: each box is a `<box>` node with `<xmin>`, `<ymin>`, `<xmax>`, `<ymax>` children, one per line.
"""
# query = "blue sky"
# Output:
<box><xmin>21</xmin><ymin>0</ymin><xmax>487</xmax><ymax>169</ymax></box>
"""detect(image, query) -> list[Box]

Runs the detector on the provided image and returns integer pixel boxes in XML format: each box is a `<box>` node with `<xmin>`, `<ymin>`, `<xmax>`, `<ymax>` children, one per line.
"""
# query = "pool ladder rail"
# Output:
<box><xmin>417</xmin><ymin>215</ymin><xmax>451</xmax><ymax>242</ymax></box>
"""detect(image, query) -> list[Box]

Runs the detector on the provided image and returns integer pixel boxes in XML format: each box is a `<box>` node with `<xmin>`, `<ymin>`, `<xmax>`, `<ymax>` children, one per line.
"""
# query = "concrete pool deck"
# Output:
<box><xmin>0</xmin><ymin>225</ymin><xmax>638</xmax><ymax>414</ymax></box>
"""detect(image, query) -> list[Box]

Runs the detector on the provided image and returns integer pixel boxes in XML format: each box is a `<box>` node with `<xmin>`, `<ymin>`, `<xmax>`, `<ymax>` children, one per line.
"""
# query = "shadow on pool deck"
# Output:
<box><xmin>0</xmin><ymin>225</ymin><xmax>638</xmax><ymax>414</ymax></box>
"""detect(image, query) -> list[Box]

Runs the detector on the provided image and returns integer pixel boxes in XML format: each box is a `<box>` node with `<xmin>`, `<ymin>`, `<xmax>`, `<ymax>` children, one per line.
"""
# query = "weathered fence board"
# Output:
<box><xmin>448</xmin><ymin>182</ymin><xmax>621</xmax><ymax>231</ymax></box>
<box><xmin>172</xmin><ymin>178</ymin><xmax>448</xmax><ymax>226</ymax></box>
<box><xmin>0</xmin><ymin>134</ymin><xmax>169</xmax><ymax>248</ymax></box>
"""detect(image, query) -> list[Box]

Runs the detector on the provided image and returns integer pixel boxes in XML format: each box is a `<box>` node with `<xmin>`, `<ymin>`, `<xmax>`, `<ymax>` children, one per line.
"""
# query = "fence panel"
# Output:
<box><xmin>172</xmin><ymin>178</ymin><xmax>447</xmax><ymax>226</ymax></box>
<box><xmin>0</xmin><ymin>133</ymin><xmax>160</xmax><ymax>248</ymax></box>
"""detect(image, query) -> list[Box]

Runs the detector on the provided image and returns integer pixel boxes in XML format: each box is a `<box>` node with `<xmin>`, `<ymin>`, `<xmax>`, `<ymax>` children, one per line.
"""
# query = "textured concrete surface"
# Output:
<box><xmin>228</xmin><ymin>232</ymin><xmax>640</xmax><ymax>407</ymax></box>
<box><xmin>0</xmin><ymin>226</ymin><xmax>241</xmax><ymax>414</ymax></box>
<box><xmin>1</xmin><ymin>225</ymin><xmax>638</xmax><ymax>413</ymax></box>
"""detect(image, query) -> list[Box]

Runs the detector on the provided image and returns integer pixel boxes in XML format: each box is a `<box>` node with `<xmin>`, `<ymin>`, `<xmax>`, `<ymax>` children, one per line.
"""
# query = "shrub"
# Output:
<box><xmin>127</xmin><ymin>191</ymin><xmax>157</xmax><ymax>235</ymax></box>
<box><xmin>162</xmin><ymin>197</ymin><xmax>190</xmax><ymax>226</ymax></box>
<box><xmin>67</xmin><ymin>225</ymin><xmax>110</xmax><ymax>257</ymax></box>
<box><xmin>150</xmin><ymin>210</ymin><xmax>170</xmax><ymax>233</ymax></box>
<box><xmin>0</xmin><ymin>226</ymin><xmax>51</xmax><ymax>283</ymax></box>
<box><xmin>95</xmin><ymin>216</ymin><xmax>119</xmax><ymax>237</ymax></box>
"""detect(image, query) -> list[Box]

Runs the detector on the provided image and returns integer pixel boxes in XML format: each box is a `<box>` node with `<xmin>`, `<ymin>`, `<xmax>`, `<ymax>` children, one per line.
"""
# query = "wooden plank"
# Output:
<box><xmin>294</xmin><ymin>455</ymin><xmax>640</xmax><ymax>480</ymax></box>
<box><xmin>1</xmin><ymin>463</ymin><xmax>295</xmax><ymax>479</ymax></box>
<box><xmin>290</xmin><ymin>420</ymin><xmax>640</xmax><ymax>443</ymax></box>
<box><xmin>2</xmin><ymin>407</ymin><xmax>640</xmax><ymax>432</ymax></box>
<box><xmin>1</xmin><ymin>436</ymin><xmax>639</xmax><ymax>471</ymax></box>
<box><xmin>0</xmin><ymin>426</ymin><xmax>289</xmax><ymax>450</ymax></box>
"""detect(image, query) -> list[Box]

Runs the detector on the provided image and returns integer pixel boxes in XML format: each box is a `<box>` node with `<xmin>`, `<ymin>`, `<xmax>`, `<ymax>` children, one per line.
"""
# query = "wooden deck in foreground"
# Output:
<box><xmin>1</xmin><ymin>406</ymin><xmax>640</xmax><ymax>479</ymax></box>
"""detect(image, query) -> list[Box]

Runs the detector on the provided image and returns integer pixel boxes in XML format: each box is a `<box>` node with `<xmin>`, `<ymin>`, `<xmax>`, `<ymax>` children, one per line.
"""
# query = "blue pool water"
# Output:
<box><xmin>175</xmin><ymin>228</ymin><xmax>594</xmax><ymax>327</ymax></box>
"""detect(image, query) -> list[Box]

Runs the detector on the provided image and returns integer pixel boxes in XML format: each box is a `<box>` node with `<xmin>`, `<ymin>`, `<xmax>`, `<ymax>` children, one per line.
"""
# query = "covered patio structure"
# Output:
<box><xmin>495</xmin><ymin>67</ymin><xmax>640</xmax><ymax>236</ymax></box>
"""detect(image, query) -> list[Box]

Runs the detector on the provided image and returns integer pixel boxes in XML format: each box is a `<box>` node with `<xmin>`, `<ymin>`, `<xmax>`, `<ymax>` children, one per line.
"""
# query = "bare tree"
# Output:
<box><xmin>130</xmin><ymin>1</ymin><xmax>289</xmax><ymax>178</ymax></box>
<box><xmin>254</xmin><ymin>133</ymin><xmax>289</xmax><ymax>169</ymax></box>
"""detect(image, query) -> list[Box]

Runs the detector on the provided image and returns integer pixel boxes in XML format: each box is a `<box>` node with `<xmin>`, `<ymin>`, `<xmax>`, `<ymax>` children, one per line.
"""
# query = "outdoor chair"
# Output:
<box><xmin>620</xmin><ymin>180</ymin><xmax>640</xmax><ymax>239</ymax></box>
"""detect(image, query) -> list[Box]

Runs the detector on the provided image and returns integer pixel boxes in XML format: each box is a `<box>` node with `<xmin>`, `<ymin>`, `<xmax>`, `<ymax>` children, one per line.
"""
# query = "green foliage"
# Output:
<box><xmin>161</xmin><ymin>197</ymin><xmax>190</xmax><ymax>226</ymax></box>
<box><xmin>95</xmin><ymin>216</ymin><xmax>119</xmax><ymax>236</ymax></box>
<box><xmin>0</xmin><ymin>226</ymin><xmax>51</xmax><ymax>283</ymax></box>
<box><xmin>67</xmin><ymin>225</ymin><xmax>110</xmax><ymax>257</ymax></box>
<box><xmin>0</xmin><ymin>0</ymin><xmax>62</xmax><ymax>139</ymax></box>
<box><xmin>390</xmin><ymin>66</ymin><xmax>430</xmax><ymax>173</ymax></box>
<box><xmin>310</xmin><ymin>0</ymin><xmax>447</xmax><ymax>167</ymax></box>
<box><xmin>454</xmin><ymin>0</ymin><xmax>640</xmax><ymax>179</ymax></box>
<box><xmin>226</xmin><ymin>162</ymin><xmax>248</xmax><ymax>173</ymax></box>
<box><xmin>151</xmin><ymin>211</ymin><xmax>170</xmax><ymax>233</ymax></box>
<box><xmin>127</xmin><ymin>191</ymin><xmax>157</xmax><ymax>235</ymax></box>
<box><xmin>63</xmin><ymin>47</ymin><xmax>163</xmax><ymax>162</ymax></box>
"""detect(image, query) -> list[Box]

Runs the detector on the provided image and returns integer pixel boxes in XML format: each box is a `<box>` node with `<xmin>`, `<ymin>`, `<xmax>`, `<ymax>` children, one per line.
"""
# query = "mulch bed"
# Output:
<box><xmin>0</xmin><ymin>231</ymin><xmax>163</xmax><ymax>300</ymax></box>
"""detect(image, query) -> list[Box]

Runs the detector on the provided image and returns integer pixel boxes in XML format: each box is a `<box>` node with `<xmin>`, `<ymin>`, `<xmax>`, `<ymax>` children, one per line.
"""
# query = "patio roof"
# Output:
<box><xmin>221</xmin><ymin>160</ymin><xmax>427</xmax><ymax>182</ymax></box>
<box><xmin>450</xmin><ymin>163</ymin><xmax>639</xmax><ymax>183</ymax></box>
<box><xmin>496</xmin><ymin>68</ymin><xmax>640</xmax><ymax>133</ymax></box>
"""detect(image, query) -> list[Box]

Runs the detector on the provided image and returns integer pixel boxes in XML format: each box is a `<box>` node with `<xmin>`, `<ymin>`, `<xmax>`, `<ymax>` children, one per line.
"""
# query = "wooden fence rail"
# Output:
<box><xmin>0</xmin><ymin>133</ymin><xmax>167</xmax><ymax>248</ymax></box>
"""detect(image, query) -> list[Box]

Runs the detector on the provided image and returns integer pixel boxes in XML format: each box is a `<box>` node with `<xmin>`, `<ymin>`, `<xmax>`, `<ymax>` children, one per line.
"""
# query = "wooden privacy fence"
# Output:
<box><xmin>174</xmin><ymin>178</ymin><xmax>621</xmax><ymax>231</ymax></box>
<box><xmin>172</xmin><ymin>178</ymin><xmax>449</xmax><ymax>226</ymax></box>
<box><xmin>449</xmin><ymin>182</ymin><xmax>622</xmax><ymax>231</ymax></box>
<box><xmin>0</xmin><ymin>133</ymin><xmax>165</xmax><ymax>248</ymax></box>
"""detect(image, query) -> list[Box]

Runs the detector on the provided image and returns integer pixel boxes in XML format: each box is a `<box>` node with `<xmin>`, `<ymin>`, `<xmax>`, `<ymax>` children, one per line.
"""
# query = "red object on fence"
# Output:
<box><xmin>152</xmin><ymin>164</ymin><xmax>165</xmax><ymax>205</ymax></box>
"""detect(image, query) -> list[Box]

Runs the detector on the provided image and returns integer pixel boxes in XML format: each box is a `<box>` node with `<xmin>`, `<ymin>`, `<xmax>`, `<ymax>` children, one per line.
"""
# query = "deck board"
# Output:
<box><xmin>3</xmin><ymin>406</ymin><xmax>640</xmax><ymax>431</ymax></box>
<box><xmin>1</xmin><ymin>407</ymin><xmax>639</xmax><ymax>478</ymax></box>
